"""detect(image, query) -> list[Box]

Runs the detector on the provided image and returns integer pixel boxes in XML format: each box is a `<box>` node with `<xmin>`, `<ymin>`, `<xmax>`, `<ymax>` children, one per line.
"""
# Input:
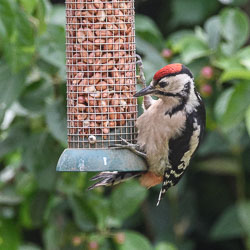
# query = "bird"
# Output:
<box><xmin>88</xmin><ymin>61</ymin><xmax>206</xmax><ymax>206</ymax></box>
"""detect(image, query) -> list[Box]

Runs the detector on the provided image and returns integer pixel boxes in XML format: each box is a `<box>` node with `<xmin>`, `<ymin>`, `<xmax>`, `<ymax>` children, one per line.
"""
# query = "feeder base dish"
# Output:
<box><xmin>56</xmin><ymin>149</ymin><xmax>147</xmax><ymax>172</ymax></box>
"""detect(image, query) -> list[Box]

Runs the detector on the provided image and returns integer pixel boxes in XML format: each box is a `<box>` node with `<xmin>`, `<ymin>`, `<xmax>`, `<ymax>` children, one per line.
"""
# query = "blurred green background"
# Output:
<box><xmin>1</xmin><ymin>0</ymin><xmax>250</xmax><ymax>249</ymax></box>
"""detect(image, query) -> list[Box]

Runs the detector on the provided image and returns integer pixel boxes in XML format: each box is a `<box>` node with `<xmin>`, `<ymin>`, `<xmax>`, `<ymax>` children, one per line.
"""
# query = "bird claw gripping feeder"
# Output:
<box><xmin>56</xmin><ymin>0</ymin><xmax>147</xmax><ymax>172</ymax></box>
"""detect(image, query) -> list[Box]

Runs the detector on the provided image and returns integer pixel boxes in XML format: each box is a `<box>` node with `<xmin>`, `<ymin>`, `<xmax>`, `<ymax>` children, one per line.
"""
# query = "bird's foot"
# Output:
<box><xmin>110</xmin><ymin>137</ymin><xmax>147</xmax><ymax>159</ymax></box>
<box><xmin>136</xmin><ymin>54</ymin><xmax>146</xmax><ymax>88</ymax></box>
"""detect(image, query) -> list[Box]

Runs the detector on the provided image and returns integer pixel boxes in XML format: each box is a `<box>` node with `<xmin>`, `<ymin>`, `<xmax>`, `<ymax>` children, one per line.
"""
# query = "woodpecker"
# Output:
<box><xmin>89</xmin><ymin>61</ymin><xmax>206</xmax><ymax>206</ymax></box>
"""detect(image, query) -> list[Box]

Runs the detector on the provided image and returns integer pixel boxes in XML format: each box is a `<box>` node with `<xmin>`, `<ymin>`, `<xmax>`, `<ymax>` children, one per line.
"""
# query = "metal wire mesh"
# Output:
<box><xmin>66</xmin><ymin>0</ymin><xmax>137</xmax><ymax>149</ymax></box>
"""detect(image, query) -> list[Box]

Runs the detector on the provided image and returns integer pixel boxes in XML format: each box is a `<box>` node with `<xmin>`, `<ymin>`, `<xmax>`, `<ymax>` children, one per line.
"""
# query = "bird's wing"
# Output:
<box><xmin>157</xmin><ymin>103</ymin><xmax>206</xmax><ymax>206</ymax></box>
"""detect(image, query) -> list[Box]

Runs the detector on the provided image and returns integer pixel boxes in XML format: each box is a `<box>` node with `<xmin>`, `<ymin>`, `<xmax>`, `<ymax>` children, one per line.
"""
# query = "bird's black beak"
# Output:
<box><xmin>134</xmin><ymin>85</ymin><xmax>155</xmax><ymax>97</ymax></box>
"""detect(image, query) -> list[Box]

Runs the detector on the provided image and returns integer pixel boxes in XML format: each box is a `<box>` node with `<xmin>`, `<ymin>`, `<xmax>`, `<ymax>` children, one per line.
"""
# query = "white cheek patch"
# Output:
<box><xmin>161</xmin><ymin>74</ymin><xmax>192</xmax><ymax>93</ymax></box>
<box><xmin>186</xmin><ymin>85</ymin><xmax>200</xmax><ymax>113</ymax></box>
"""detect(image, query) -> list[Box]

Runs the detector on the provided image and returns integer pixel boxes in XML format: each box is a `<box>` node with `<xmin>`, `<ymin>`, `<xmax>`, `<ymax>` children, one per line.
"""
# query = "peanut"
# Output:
<box><xmin>78</xmin><ymin>96</ymin><xmax>85</xmax><ymax>104</ymax></box>
<box><xmin>96</xmin><ymin>81</ymin><xmax>107</xmax><ymax>91</ymax></box>
<box><xmin>67</xmin><ymin>0</ymin><xmax>136</xmax><ymax>140</ymax></box>
<box><xmin>78</xmin><ymin>104</ymin><xmax>86</xmax><ymax>112</ymax></box>
<box><xmin>77</xmin><ymin>114</ymin><xmax>87</xmax><ymax>120</ymax></box>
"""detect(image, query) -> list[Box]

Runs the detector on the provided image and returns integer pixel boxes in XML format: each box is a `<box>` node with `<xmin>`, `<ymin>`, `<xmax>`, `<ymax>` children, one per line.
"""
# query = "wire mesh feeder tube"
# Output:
<box><xmin>57</xmin><ymin>0</ymin><xmax>147</xmax><ymax>171</ymax></box>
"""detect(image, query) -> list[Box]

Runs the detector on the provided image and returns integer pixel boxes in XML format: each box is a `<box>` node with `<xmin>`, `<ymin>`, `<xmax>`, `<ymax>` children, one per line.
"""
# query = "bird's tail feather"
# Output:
<box><xmin>156</xmin><ymin>184</ymin><xmax>171</xmax><ymax>206</ymax></box>
<box><xmin>88</xmin><ymin>171</ymin><xmax>144</xmax><ymax>190</ymax></box>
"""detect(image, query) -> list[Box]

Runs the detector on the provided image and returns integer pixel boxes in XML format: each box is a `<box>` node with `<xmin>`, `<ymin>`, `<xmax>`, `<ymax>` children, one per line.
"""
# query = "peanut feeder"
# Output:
<box><xmin>56</xmin><ymin>0</ymin><xmax>147</xmax><ymax>171</ymax></box>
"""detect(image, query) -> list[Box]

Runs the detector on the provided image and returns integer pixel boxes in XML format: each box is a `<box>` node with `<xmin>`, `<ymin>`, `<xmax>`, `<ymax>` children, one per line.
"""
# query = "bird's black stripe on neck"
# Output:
<box><xmin>194</xmin><ymin>88</ymin><xmax>202</xmax><ymax>104</ymax></box>
<box><xmin>165</xmin><ymin>99</ymin><xmax>186</xmax><ymax>117</ymax></box>
<box><xmin>165</xmin><ymin>82</ymin><xmax>191</xmax><ymax>117</ymax></box>
<box><xmin>155</xmin><ymin>91</ymin><xmax>182</xmax><ymax>98</ymax></box>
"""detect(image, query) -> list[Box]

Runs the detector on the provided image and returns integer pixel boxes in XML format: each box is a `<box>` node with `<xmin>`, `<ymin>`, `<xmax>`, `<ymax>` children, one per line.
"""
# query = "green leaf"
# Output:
<box><xmin>68</xmin><ymin>194</ymin><xmax>97</xmax><ymax>231</ymax></box>
<box><xmin>220</xmin><ymin>69</ymin><xmax>250</xmax><ymax>82</ymax></box>
<box><xmin>168</xmin><ymin>30</ymin><xmax>194</xmax><ymax>48</ymax></box>
<box><xmin>238</xmin><ymin>202</ymin><xmax>250</xmax><ymax>234</ymax></box>
<box><xmin>22</xmin><ymin>132</ymin><xmax>59</xmax><ymax>190</ymax></box>
<box><xmin>237</xmin><ymin>46</ymin><xmax>250</xmax><ymax>69</ymax></box>
<box><xmin>218</xmin><ymin>0</ymin><xmax>248</xmax><ymax>6</ymax></box>
<box><xmin>0</xmin><ymin>121</ymin><xmax>28</xmax><ymax>157</ymax></box>
<box><xmin>210</xmin><ymin>205</ymin><xmax>245</xmax><ymax>240</ymax></box>
<box><xmin>181</xmin><ymin>38</ymin><xmax>210</xmax><ymax>64</ymax></box>
<box><xmin>218</xmin><ymin>81</ymin><xmax>250</xmax><ymax>130</ymax></box>
<box><xmin>16</xmin><ymin>172</ymin><xmax>36</xmax><ymax>197</ymax></box>
<box><xmin>170</xmin><ymin>0</ymin><xmax>219</xmax><ymax>27</ymax></box>
<box><xmin>155</xmin><ymin>242</ymin><xmax>178</xmax><ymax>250</ymax></box>
<box><xmin>0</xmin><ymin>61</ymin><xmax>26</xmax><ymax>118</ymax></box>
<box><xmin>29</xmin><ymin>191</ymin><xmax>49</xmax><ymax>227</ymax></box>
<box><xmin>196</xmin><ymin>157</ymin><xmax>240</xmax><ymax>176</ymax></box>
<box><xmin>0</xmin><ymin>0</ymin><xmax>15</xmax><ymax>40</ymax></box>
<box><xmin>0</xmin><ymin>219</ymin><xmax>20</xmax><ymax>250</ymax></box>
<box><xmin>118</xmin><ymin>231</ymin><xmax>152</xmax><ymax>250</ymax></box>
<box><xmin>220</xmin><ymin>8</ymin><xmax>249</xmax><ymax>51</ymax></box>
<box><xmin>45</xmin><ymin>98</ymin><xmax>67</xmax><ymax>145</ymax></box>
<box><xmin>198</xmin><ymin>131</ymin><xmax>230</xmax><ymax>156</ymax></box>
<box><xmin>19</xmin><ymin>79</ymin><xmax>53</xmax><ymax>113</ymax></box>
<box><xmin>136</xmin><ymin>15</ymin><xmax>162</xmax><ymax>38</ymax></box>
<box><xmin>111</xmin><ymin>180</ymin><xmax>147</xmax><ymax>221</ymax></box>
<box><xmin>87</xmin><ymin>194</ymin><xmax>114</xmax><ymax>230</ymax></box>
<box><xmin>20</xmin><ymin>0</ymin><xmax>38</xmax><ymax>14</ymax></box>
<box><xmin>136</xmin><ymin>37</ymin><xmax>166</xmax><ymax>81</ymax></box>
<box><xmin>211</xmin><ymin>202</ymin><xmax>250</xmax><ymax>240</ymax></box>
<box><xmin>135</xmin><ymin>14</ymin><xmax>163</xmax><ymax>49</ymax></box>
<box><xmin>204</xmin><ymin>16</ymin><xmax>221</xmax><ymax>50</ymax></box>
<box><xmin>0</xmin><ymin>189</ymin><xmax>22</xmax><ymax>205</ymax></box>
<box><xmin>174</xmin><ymin>35</ymin><xmax>210</xmax><ymax>64</ymax></box>
<box><xmin>37</xmin><ymin>24</ymin><xmax>66</xmax><ymax>70</ymax></box>
<box><xmin>48</xmin><ymin>4</ymin><xmax>65</xmax><ymax>26</ymax></box>
<box><xmin>20</xmin><ymin>190</ymin><xmax>50</xmax><ymax>228</ymax></box>
<box><xmin>245</xmin><ymin>105</ymin><xmax>250</xmax><ymax>137</ymax></box>
<box><xmin>43</xmin><ymin>225</ymin><xmax>61</xmax><ymax>250</ymax></box>
<box><xmin>19</xmin><ymin>244</ymin><xmax>41</xmax><ymax>250</ymax></box>
<box><xmin>213</xmin><ymin>55</ymin><xmax>243</xmax><ymax>71</ymax></box>
<box><xmin>36</xmin><ymin>0</ymin><xmax>51</xmax><ymax>34</ymax></box>
<box><xmin>0</xmin><ymin>0</ymin><xmax>35</xmax><ymax>71</ymax></box>
<box><xmin>21</xmin><ymin>133</ymin><xmax>47</xmax><ymax>171</ymax></box>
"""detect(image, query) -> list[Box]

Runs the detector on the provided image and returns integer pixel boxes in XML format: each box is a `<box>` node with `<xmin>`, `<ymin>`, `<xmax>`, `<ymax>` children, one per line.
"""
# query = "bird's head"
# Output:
<box><xmin>134</xmin><ymin>64</ymin><xmax>194</xmax><ymax>99</ymax></box>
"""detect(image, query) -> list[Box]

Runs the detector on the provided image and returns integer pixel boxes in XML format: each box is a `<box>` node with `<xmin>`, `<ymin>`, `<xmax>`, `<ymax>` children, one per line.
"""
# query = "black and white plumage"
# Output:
<box><xmin>89</xmin><ymin>63</ymin><xmax>206</xmax><ymax>206</ymax></box>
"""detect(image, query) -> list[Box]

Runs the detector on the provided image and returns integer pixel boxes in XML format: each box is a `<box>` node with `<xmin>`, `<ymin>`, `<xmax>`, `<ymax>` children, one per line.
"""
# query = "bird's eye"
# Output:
<box><xmin>159</xmin><ymin>81</ymin><xmax>168</xmax><ymax>88</ymax></box>
<box><xmin>184</xmin><ymin>82</ymin><xmax>190</xmax><ymax>89</ymax></box>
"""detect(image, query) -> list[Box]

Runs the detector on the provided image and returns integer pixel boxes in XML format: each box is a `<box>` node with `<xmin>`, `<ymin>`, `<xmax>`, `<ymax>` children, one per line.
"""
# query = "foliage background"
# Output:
<box><xmin>1</xmin><ymin>0</ymin><xmax>250</xmax><ymax>249</ymax></box>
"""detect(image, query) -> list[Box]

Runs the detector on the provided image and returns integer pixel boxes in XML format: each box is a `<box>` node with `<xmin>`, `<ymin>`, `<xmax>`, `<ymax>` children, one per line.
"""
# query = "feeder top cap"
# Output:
<box><xmin>153</xmin><ymin>63</ymin><xmax>183</xmax><ymax>81</ymax></box>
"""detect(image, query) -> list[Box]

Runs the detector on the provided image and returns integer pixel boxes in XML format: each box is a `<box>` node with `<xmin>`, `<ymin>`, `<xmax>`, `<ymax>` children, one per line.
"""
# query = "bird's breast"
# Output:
<box><xmin>136</xmin><ymin>100</ymin><xmax>186</xmax><ymax>175</ymax></box>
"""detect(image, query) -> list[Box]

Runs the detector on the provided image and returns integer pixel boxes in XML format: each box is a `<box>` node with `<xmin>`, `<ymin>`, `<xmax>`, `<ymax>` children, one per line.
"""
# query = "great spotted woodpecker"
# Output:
<box><xmin>89</xmin><ymin>59</ymin><xmax>206</xmax><ymax>206</ymax></box>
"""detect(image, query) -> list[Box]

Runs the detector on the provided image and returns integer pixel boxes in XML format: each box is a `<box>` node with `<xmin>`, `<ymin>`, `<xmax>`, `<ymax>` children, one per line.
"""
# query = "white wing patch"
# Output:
<box><xmin>178</xmin><ymin>118</ymin><xmax>201</xmax><ymax>170</ymax></box>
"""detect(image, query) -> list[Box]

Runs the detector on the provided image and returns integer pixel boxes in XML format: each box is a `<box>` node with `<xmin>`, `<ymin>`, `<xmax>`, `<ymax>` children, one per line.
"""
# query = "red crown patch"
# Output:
<box><xmin>153</xmin><ymin>63</ymin><xmax>182</xmax><ymax>81</ymax></box>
